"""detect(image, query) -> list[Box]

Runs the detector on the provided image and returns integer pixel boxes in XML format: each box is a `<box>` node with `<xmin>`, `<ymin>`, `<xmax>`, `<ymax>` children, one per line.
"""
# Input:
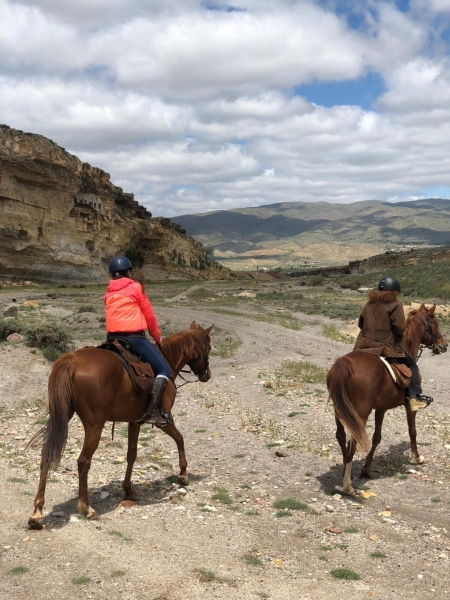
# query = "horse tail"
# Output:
<box><xmin>27</xmin><ymin>353</ymin><xmax>77</xmax><ymax>473</ymax></box>
<box><xmin>328</xmin><ymin>356</ymin><xmax>369</xmax><ymax>450</ymax></box>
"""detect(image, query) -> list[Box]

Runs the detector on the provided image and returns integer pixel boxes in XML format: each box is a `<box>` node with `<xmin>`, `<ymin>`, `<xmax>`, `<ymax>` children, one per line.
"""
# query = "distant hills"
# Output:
<box><xmin>173</xmin><ymin>198</ymin><xmax>450</xmax><ymax>269</ymax></box>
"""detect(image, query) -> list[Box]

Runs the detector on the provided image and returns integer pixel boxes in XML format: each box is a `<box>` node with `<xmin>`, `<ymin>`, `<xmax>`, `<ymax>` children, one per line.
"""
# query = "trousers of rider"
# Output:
<box><xmin>127</xmin><ymin>337</ymin><xmax>172</xmax><ymax>379</ymax></box>
<box><xmin>393</xmin><ymin>355</ymin><xmax>422</xmax><ymax>396</ymax></box>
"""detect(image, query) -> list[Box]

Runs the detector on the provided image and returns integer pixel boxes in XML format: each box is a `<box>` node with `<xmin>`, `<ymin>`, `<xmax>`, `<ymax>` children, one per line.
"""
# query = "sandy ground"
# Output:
<box><xmin>1</xmin><ymin>293</ymin><xmax>450</xmax><ymax>600</ymax></box>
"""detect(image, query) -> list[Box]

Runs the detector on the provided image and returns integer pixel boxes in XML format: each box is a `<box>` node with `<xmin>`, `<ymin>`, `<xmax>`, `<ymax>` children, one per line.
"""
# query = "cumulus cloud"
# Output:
<box><xmin>2</xmin><ymin>0</ymin><xmax>450</xmax><ymax>216</ymax></box>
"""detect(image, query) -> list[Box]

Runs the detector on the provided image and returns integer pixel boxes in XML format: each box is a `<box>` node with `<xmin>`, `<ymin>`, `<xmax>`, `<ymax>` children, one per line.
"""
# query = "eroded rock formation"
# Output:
<box><xmin>0</xmin><ymin>125</ymin><xmax>228</xmax><ymax>283</ymax></box>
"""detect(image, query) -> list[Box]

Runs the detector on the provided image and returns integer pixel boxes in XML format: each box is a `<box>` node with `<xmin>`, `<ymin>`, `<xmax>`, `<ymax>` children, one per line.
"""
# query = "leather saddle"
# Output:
<box><xmin>379</xmin><ymin>356</ymin><xmax>412</xmax><ymax>389</ymax></box>
<box><xmin>97</xmin><ymin>337</ymin><xmax>154</xmax><ymax>394</ymax></box>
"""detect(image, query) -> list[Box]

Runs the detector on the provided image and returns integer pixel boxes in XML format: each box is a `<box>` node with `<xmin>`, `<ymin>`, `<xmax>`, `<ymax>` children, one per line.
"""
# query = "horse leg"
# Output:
<box><xmin>335</xmin><ymin>417</ymin><xmax>357</xmax><ymax>496</ymax></box>
<box><xmin>122</xmin><ymin>422</ymin><xmax>141</xmax><ymax>500</ymax></box>
<box><xmin>28</xmin><ymin>460</ymin><xmax>50</xmax><ymax>530</ymax></box>
<box><xmin>361</xmin><ymin>410</ymin><xmax>385</xmax><ymax>478</ymax></box>
<box><xmin>406</xmin><ymin>405</ymin><xmax>425</xmax><ymax>464</ymax></box>
<box><xmin>342</xmin><ymin>438</ymin><xmax>358</xmax><ymax>496</ymax></box>
<box><xmin>157</xmin><ymin>418</ymin><xmax>188</xmax><ymax>486</ymax></box>
<box><xmin>77</xmin><ymin>424</ymin><xmax>104</xmax><ymax>518</ymax></box>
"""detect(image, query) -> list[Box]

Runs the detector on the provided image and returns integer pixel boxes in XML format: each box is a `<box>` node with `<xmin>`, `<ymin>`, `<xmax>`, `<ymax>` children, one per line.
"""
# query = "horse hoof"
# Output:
<box><xmin>412</xmin><ymin>455</ymin><xmax>425</xmax><ymax>465</ymax></box>
<box><xmin>178</xmin><ymin>475</ymin><xmax>189</xmax><ymax>487</ymax></box>
<box><xmin>124</xmin><ymin>489</ymin><xmax>140</xmax><ymax>501</ymax></box>
<box><xmin>336</xmin><ymin>486</ymin><xmax>356</xmax><ymax>497</ymax></box>
<box><xmin>28</xmin><ymin>517</ymin><xmax>43</xmax><ymax>530</ymax></box>
<box><xmin>86</xmin><ymin>507</ymin><xmax>97</xmax><ymax>520</ymax></box>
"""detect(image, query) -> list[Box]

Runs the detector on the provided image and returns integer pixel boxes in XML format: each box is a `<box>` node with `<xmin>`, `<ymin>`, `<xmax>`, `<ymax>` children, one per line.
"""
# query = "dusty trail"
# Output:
<box><xmin>1</xmin><ymin>299</ymin><xmax>450</xmax><ymax>600</ymax></box>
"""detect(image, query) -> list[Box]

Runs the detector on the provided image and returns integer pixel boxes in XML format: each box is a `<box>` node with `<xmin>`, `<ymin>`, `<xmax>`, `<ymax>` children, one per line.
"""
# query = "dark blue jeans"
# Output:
<box><xmin>128</xmin><ymin>336</ymin><xmax>172</xmax><ymax>379</ymax></box>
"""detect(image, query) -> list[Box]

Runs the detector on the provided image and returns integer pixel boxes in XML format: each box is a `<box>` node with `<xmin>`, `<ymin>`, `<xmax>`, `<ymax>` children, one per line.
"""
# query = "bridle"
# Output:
<box><xmin>160</xmin><ymin>337</ymin><xmax>210</xmax><ymax>389</ymax></box>
<box><xmin>412</xmin><ymin>309</ymin><xmax>442</xmax><ymax>359</ymax></box>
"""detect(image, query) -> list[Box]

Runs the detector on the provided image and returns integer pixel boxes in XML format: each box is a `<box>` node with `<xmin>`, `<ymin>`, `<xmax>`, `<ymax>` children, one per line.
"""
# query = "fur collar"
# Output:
<box><xmin>368</xmin><ymin>290</ymin><xmax>400</xmax><ymax>304</ymax></box>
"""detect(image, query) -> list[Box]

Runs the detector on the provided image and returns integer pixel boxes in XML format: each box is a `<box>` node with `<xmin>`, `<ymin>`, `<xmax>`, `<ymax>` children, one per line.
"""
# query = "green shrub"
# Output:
<box><xmin>78</xmin><ymin>305</ymin><xmax>97</xmax><ymax>313</ymax></box>
<box><xmin>24</xmin><ymin>325</ymin><xmax>73</xmax><ymax>360</ymax></box>
<box><xmin>42</xmin><ymin>345</ymin><xmax>61</xmax><ymax>361</ymax></box>
<box><xmin>0</xmin><ymin>319</ymin><xmax>23</xmax><ymax>340</ymax></box>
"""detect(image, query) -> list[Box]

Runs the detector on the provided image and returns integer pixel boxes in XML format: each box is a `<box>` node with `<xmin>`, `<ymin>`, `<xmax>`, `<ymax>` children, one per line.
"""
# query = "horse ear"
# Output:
<box><xmin>205</xmin><ymin>324</ymin><xmax>214</xmax><ymax>335</ymax></box>
<box><xmin>428</xmin><ymin>304</ymin><xmax>436</xmax><ymax>315</ymax></box>
<box><xmin>419</xmin><ymin>303</ymin><xmax>426</xmax><ymax>310</ymax></box>
<box><xmin>190</xmin><ymin>321</ymin><xmax>197</xmax><ymax>329</ymax></box>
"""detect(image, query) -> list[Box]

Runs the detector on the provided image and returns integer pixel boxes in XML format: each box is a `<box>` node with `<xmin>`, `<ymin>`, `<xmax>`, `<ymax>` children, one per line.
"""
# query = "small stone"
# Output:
<box><xmin>369</xmin><ymin>535</ymin><xmax>379</xmax><ymax>541</ymax></box>
<box><xmin>275</xmin><ymin>451</ymin><xmax>288</xmax><ymax>458</ymax></box>
<box><xmin>120</xmin><ymin>500</ymin><xmax>135</xmax><ymax>508</ymax></box>
<box><xmin>418</xmin><ymin>574</ymin><xmax>424</xmax><ymax>579</ymax></box>
<box><xmin>7</xmin><ymin>333</ymin><xmax>23</xmax><ymax>343</ymax></box>
<box><xmin>178</xmin><ymin>488</ymin><xmax>187</xmax><ymax>496</ymax></box>
<box><xmin>22</xmin><ymin>536</ymin><xmax>30</xmax><ymax>542</ymax></box>
<box><xmin>326</xmin><ymin>505</ymin><xmax>334</xmax><ymax>513</ymax></box>
<box><xmin>51</xmin><ymin>511</ymin><xmax>65</xmax><ymax>517</ymax></box>
<box><xmin>3</xmin><ymin>306</ymin><xmax>18</xmax><ymax>318</ymax></box>
<box><xmin>327</xmin><ymin>527</ymin><xmax>343</xmax><ymax>534</ymax></box>
<box><xmin>100</xmin><ymin>491</ymin><xmax>110</xmax><ymax>500</ymax></box>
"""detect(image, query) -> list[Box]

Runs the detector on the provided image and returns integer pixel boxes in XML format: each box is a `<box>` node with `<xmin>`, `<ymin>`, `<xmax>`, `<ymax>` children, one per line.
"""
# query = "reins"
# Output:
<box><xmin>409</xmin><ymin>310</ymin><xmax>441</xmax><ymax>360</ymax></box>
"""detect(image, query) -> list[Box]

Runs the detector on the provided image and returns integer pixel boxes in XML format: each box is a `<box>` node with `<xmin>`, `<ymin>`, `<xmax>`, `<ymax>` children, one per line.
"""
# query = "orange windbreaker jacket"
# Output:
<box><xmin>104</xmin><ymin>278</ymin><xmax>161</xmax><ymax>343</ymax></box>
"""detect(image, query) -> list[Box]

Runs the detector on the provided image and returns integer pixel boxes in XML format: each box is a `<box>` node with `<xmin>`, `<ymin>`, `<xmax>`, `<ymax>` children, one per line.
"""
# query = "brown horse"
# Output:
<box><xmin>28</xmin><ymin>321</ymin><xmax>213</xmax><ymax>529</ymax></box>
<box><xmin>327</xmin><ymin>304</ymin><xmax>447</xmax><ymax>495</ymax></box>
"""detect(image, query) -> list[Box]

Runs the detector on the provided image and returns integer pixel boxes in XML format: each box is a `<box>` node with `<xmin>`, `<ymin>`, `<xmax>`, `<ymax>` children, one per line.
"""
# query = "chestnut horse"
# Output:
<box><xmin>327</xmin><ymin>304</ymin><xmax>447</xmax><ymax>495</ymax></box>
<box><xmin>28</xmin><ymin>321</ymin><xmax>213</xmax><ymax>529</ymax></box>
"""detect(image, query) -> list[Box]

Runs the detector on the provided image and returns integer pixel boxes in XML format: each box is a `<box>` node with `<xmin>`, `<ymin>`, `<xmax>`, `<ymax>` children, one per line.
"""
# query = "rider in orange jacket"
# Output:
<box><xmin>105</xmin><ymin>256</ymin><xmax>172</xmax><ymax>425</ymax></box>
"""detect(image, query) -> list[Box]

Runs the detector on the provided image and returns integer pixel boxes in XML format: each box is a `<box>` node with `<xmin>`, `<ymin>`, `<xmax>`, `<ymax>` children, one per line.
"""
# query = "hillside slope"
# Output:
<box><xmin>173</xmin><ymin>199</ymin><xmax>450</xmax><ymax>269</ymax></box>
<box><xmin>0</xmin><ymin>125</ymin><xmax>229</xmax><ymax>283</ymax></box>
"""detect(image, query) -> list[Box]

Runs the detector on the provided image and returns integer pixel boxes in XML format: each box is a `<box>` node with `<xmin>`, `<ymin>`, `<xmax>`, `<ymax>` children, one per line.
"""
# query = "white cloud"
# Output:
<box><xmin>2</xmin><ymin>0</ymin><xmax>450</xmax><ymax>217</ymax></box>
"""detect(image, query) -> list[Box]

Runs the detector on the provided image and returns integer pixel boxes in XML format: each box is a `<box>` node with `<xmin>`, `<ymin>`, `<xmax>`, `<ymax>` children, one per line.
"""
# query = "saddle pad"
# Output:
<box><xmin>379</xmin><ymin>356</ymin><xmax>411</xmax><ymax>389</ymax></box>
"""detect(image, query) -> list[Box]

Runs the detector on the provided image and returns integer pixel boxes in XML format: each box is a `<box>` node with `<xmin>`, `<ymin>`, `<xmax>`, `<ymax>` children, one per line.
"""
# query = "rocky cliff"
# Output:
<box><xmin>0</xmin><ymin>125</ymin><xmax>229</xmax><ymax>283</ymax></box>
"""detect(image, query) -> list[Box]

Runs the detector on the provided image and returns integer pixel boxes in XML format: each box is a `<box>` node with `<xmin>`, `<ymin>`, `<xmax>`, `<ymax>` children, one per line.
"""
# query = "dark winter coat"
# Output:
<box><xmin>353</xmin><ymin>290</ymin><xmax>406</xmax><ymax>358</ymax></box>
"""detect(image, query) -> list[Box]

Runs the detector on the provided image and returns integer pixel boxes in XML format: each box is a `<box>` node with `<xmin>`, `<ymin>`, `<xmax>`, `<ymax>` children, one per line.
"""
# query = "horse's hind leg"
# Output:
<box><xmin>122</xmin><ymin>422</ymin><xmax>141</xmax><ymax>501</ymax></box>
<box><xmin>335</xmin><ymin>418</ymin><xmax>356</xmax><ymax>496</ymax></box>
<box><xmin>28</xmin><ymin>461</ymin><xmax>50</xmax><ymax>530</ymax></box>
<box><xmin>77</xmin><ymin>423</ymin><xmax>104</xmax><ymax>519</ymax></box>
<box><xmin>342</xmin><ymin>438</ymin><xmax>358</xmax><ymax>496</ymax></box>
<box><xmin>406</xmin><ymin>406</ymin><xmax>425</xmax><ymax>464</ymax></box>
<box><xmin>158</xmin><ymin>418</ymin><xmax>188</xmax><ymax>486</ymax></box>
<box><xmin>361</xmin><ymin>410</ymin><xmax>385</xmax><ymax>478</ymax></box>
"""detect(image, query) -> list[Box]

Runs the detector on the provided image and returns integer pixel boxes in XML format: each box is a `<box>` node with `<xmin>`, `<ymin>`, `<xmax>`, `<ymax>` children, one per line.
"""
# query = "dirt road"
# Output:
<box><xmin>1</xmin><ymin>292</ymin><xmax>450</xmax><ymax>600</ymax></box>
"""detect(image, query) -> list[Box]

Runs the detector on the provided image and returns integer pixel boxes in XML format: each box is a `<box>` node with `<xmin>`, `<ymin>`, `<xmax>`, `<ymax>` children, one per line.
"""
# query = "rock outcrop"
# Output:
<box><xmin>0</xmin><ymin>125</ymin><xmax>229</xmax><ymax>283</ymax></box>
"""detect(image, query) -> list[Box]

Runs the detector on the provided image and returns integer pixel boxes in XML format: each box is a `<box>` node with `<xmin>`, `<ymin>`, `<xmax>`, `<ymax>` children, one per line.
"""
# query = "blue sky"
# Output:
<box><xmin>2</xmin><ymin>0</ymin><xmax>450</xmax><ymax>216</ymax></box>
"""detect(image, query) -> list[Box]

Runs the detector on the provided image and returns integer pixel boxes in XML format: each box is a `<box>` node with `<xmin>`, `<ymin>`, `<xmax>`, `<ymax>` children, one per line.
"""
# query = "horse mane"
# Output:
<box><xmin>161</xmin><ymin>328</ymin><xmax>203</xmax><ymax>365</ymax></box>
<box><xmin>403</xmin><ymin>310</ymin><xmax>418</xmax><ymax>349</ymax></box>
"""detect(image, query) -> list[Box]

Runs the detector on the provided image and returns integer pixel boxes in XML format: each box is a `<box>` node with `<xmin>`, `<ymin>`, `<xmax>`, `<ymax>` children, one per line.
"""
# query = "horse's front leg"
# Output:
<box><xmin>122</xmin><ymin>422</ymin><xmax>141</xmax><ymax>500</ymax></box>
<box><xmin>361</xmin><ymin>409</ymin><xmax>385</xmax><ymax>478</ymax></box>
<box><xmin>158</xmin><ymin>418</ymin><xmax>188</xmax><ymax>486</ymax></box>
<box><xmin>406</xmin><ymin>404</ymin><xmax>425</xmax><ymax>464</ymax></box>
<box><xmin>77</xmin><ymin>423</ymin><xmax>104</xmax><ymax>519</ymax></box>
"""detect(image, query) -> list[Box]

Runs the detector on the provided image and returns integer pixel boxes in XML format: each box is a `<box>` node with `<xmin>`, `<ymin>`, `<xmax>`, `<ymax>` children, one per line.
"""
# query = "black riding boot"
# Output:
<box><xmin>145</xmin><ymin>377</ymin><xmax>170</xmax><ymax>426</ymax></box>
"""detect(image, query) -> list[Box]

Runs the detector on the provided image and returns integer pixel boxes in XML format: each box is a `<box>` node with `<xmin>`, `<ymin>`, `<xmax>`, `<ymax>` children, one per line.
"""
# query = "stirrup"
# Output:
<box><xmin>417</xmin><ymin>394</ymin><xmax>433</xmax><ymax>407</ymax></box>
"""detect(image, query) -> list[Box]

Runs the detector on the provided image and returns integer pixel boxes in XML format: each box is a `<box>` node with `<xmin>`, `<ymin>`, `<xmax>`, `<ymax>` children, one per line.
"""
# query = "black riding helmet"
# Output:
<box><xmin>109</xmin><ymin>256</ymin><xmax>132</xmax><ymax>278</ymax></box>
<box><xmin>378</xmin><ymin>276</ymin><xmax>401</xmax><ymax>292</ymax></box>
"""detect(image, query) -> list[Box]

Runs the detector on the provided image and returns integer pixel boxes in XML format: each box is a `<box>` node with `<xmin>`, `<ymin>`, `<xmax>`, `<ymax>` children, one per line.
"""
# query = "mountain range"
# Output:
<box><xmin>173</xmin><ymin>198</ymin><xmax>450</xmax><ymax>269</ymax></box>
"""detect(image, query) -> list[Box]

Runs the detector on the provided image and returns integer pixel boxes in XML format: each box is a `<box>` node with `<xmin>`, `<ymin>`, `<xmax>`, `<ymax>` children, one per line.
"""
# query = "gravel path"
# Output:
<box><xmin>1</xmin><ymin>298</ymin><xmax>450</xmax><ymax>600</ymax></box>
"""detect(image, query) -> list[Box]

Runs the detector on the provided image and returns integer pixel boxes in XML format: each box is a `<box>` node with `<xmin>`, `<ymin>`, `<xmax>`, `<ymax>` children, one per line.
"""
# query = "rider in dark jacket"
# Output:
<box><xmin>353</xmin><ymin>276</ymin><xmax>433</xmax><ymax>412</ymax></box>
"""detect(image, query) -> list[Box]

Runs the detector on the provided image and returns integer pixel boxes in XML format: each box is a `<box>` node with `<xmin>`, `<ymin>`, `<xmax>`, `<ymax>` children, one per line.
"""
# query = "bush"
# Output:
<box><xmin>24</xmin><ymin>325</ymin><xmax>73</xmax><ymax>360</ymax></box>
<box><xmin>78</xmin><ymin>305</ymin><xmax>97</xmax><ymax>313</ymax></box>
<box><xmin>0</xmin><ymin>319</ymin><xmax>23</xmax><ymax>340</ymax></box>
<box><xmin>42</xmin><ymin>345</ymin><xmax>60</xmax><ymax>361</ymax></box>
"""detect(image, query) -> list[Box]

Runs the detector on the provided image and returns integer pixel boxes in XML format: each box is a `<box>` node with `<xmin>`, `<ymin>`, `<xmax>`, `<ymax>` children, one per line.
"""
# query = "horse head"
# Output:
<box><xmin>188</xmin><ymin>321</ymin><xmax>214</xmax><ymax>382</ymax></box>
<box><xmin>419</xmin><ymin>304</ymin><xmax>447</xmax><ymax>355</ymax></box>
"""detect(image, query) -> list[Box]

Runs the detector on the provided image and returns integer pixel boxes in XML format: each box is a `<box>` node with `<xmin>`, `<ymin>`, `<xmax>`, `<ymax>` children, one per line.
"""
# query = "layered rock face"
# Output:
<box><xmin>0</xmin><ymin>125</ymin><xmax>228</xmax><ymax>283</ymax></box>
